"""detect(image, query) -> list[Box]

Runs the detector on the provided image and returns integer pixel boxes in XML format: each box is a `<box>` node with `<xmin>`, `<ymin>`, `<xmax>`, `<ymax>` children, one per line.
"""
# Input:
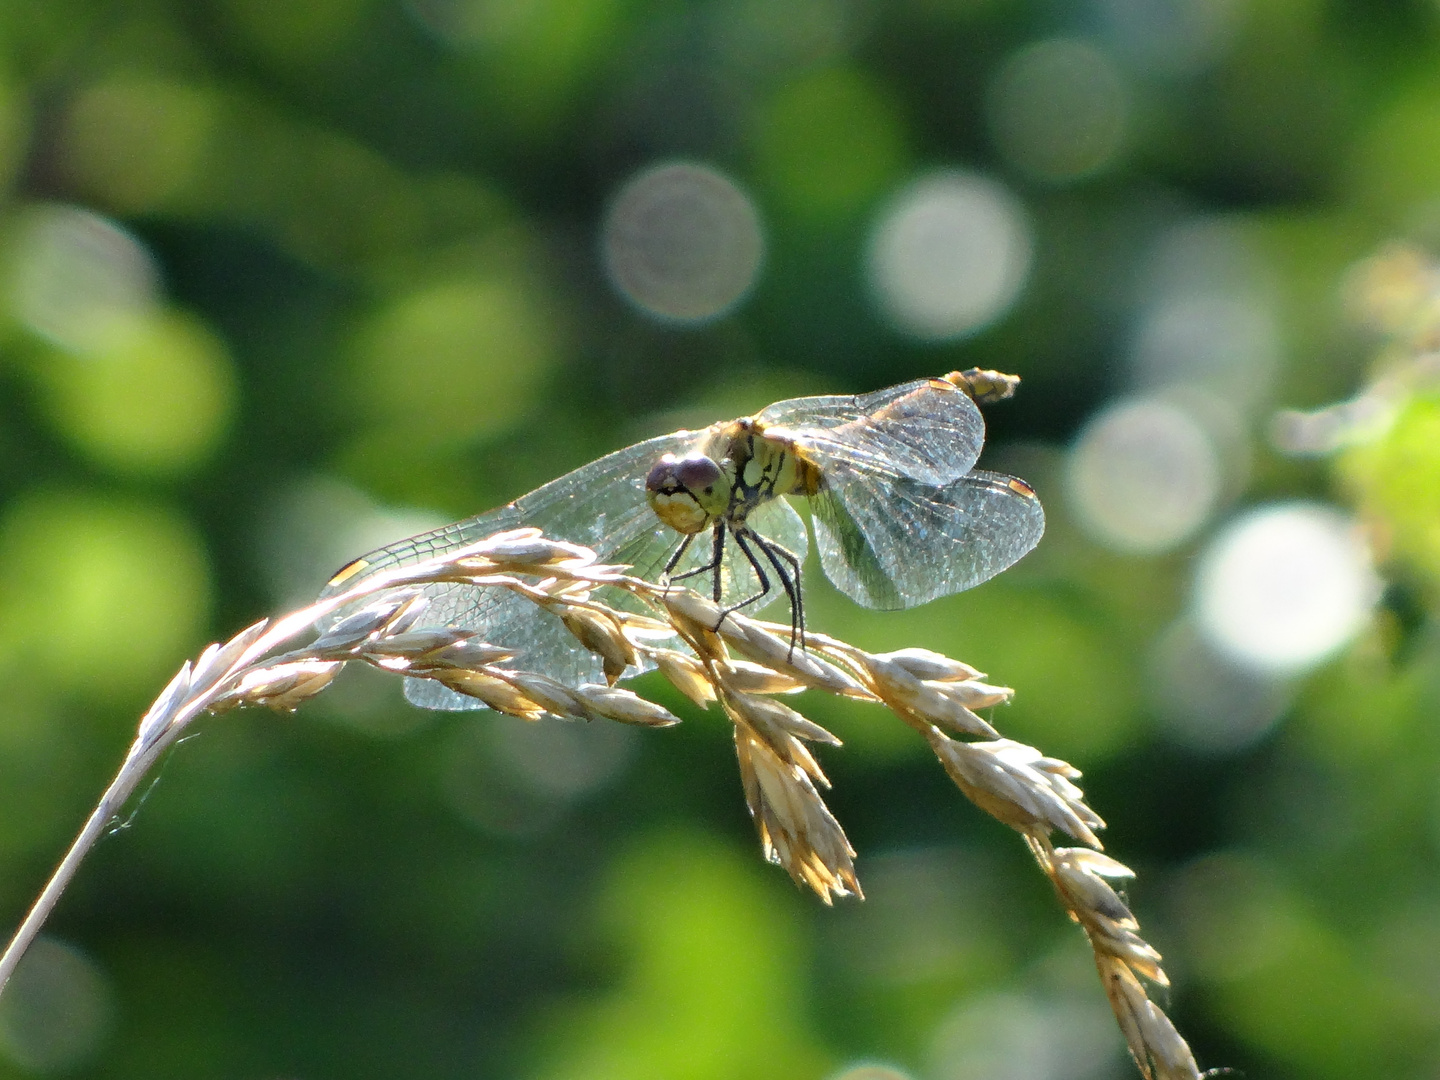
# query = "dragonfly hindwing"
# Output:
<box><xmin>811</xmin><ymin>487</ymin><xmax>904</xmax><ymax>610</ymax></box>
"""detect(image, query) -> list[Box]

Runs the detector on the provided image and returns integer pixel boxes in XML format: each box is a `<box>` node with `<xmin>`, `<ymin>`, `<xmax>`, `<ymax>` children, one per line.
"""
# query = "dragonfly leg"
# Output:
<box><xmin>752</xmin><ymin>534</ymin><xmax>804</xmax><ymax>661</ymax></box>
<box><xmin>710</xmin><ymin>524</ymin><xmax>726</xmax><ymax>603</ymax></box>
<box><xmin>661</xmin><ymin>531</ymin><xmax>697</xmax><ymax>582</ymax></box>
<box><xmin>669</xmin><ymin>523</ymin><xmax>727</xmax><ymax>605</ymax></box>
<box><xmin>718</xmin><ymin>530</ymin><xmax>776</xmax><ymax>631</ymax></box>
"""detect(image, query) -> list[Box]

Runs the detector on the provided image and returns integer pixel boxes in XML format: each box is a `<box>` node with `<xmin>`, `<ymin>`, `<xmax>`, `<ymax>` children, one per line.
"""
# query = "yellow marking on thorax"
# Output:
<box><xmin>719</xmin><ymin>419</ymin><xmax>823</xmax><ymax>524</ymax></box>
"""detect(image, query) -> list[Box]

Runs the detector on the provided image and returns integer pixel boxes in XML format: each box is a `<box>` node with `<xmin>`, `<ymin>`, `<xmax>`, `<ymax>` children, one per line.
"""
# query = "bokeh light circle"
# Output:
<box><xmin>986</xmin><ymin>38</ymin><xmax>1128</xmax><ymax>183</ymax></box>
<box><xmin>37</xmin><ymin>311</ymin><xmax>238</xmax><ymax>475</ymax></box>
<box><xmin>1065</xmin><ymin>397</ymin><xmax>1221</xmax><ymax>553</ymax></box>
<box><xmin>0</xmin><ymin>936</ymin><xmax>114</xmax><ymax>1072</ymax></box>
<box><xmin>348</xmin><ymin>273</ymin><xmax>564</xmax><ymax>443</ymax></box>
<box><xmin>7</xmin><ymin>203</ymin><xmax>158</xmax><ymax>353</ymax></box>
<box><xmin>1131</xmin><ymin>292</ymin><xmax>1279</xmax><ymax>406</ymax></box>
<box><xmin>927</xmin><ymin>991</ymin><xmax>1119</xmax><ymax>1080</ymax></box>
<box><xmin>711</xmin><ymin>0</ymin><xmax>854</xmax><ymax>77</ymax></box>
<box><xmin>602</xmin><ymin>161</ymin><xmax>764</xmax><ymax>324</ymax></box>
<box><xmin>1194</xmin><ymin>503</ymin><xmax>1380</xmax><ymax>674</ymax></box>
<box><xmin>254</xmin><ymin>476</ymin><xmax>446</xmax><ymax>609</ymax></box>
<box><xmin>491</xmin><ymin>712</ymin><xmax>637</xmax><ymax>801</ymax></box>
<box><xmin>867</xmin><ymin>171</ymin><xmax>1032</xmax><ymax>341</ymax></box>
<box><xmin>1127</xmin><ymin>220</ymin><xmax>1280</xmax><ymax>410</ymax></box>
<box><xmin>827</xmin><ymin>1066</ymin><xmax>915</xmax><ymax>1080</ymax></box>
<box><xmin>58</xmin><ymin>76</ymin><xmax>216</xmax><ymax>214</ymax></box>
<box><xmin>1096</xmin><ymin>0</ymin><xmax>1240</xmax><ymax>76</ymax></box>
<box><xmin>1149</xmin><ymin>618</ymin><xmax>1292</xmax><ymax>752</ymax></box>
<box><xmin>757</xmin><ymin>67</ymin><xmax>909</xmax><ymax>221</ymax></box>
<box><xmin>0</xmin><ymin>490</ymin><xmax>211</xmax><ymax>697</ymax></box>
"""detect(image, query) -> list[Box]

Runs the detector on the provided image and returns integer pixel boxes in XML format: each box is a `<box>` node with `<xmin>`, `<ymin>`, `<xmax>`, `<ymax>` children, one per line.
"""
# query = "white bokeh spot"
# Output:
<box><xmin>602</xmin><ymin>161</ymin><xmax>765</xmax><ymax>324</ymax></box>
<box><xmin>1066</xmin><ymin>397</ymin><xmax>1221</xmax><ymax>553</ymax></box>
<box><xmin>1194</xmin><ymin>503</ymin><xmax>1381</xmax><ymax>674</ymax></box>
<box><xmin>867</xmin><ymin>171</ymin><xmax>1033</xmax><ymax>341</ymax></box>
<box><xmin>987</xmin><ymin>38</ymin><xmax>1129</xmax><ymax>183</ymax></box>
<box><xmin>7</xmin><ymin>203</ymin><xmax>159</xmax><ymax>353</ymax></box>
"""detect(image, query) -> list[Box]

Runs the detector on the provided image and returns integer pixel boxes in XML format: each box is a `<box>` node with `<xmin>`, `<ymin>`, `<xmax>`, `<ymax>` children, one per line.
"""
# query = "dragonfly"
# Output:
<box><xmin>320</xmin><ymin>369</ymin><xmax>1045</xmax><ymax>710</ymax></box>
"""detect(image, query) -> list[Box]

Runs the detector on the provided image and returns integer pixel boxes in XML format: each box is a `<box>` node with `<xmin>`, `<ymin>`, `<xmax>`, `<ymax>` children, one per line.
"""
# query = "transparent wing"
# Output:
<box><xmin>811</xmin><ymin>469</ymin><xmax>1045</xmax><ymax>610</ymax></box>
<box><xmin>757</xmin><ymin>376</ymin><xmax>985</xmax><ymax>487</ymax></box>
<box><xmin>317</xmin><ymin>425</ymin><xmax>809</xmax><ymax>711</ymax></box>
<box><xmin>317</xmin><ymin>429</ymin><xmax>710</xmax><ymax>709</ymax></box>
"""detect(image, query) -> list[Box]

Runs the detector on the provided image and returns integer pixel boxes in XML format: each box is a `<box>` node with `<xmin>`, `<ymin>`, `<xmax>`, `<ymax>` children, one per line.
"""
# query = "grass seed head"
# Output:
<box><xmin>716</xmin><ymin>616</ymin><xmax>864</xmax><ymax>695</ymax></box>
<box><xmin>929</xmin><ymin>733</ymin><xmax>1104</xmax><ymax>847</ymax></box>
<box><xmin>660</xmin><ymin>590</ymin><xmax>726</xmax><ymax>658</ymax></box>
<box><xmin>730</xmin><ymin>691</ymin><xmax>842</xmax><ymax>748</ymax></box>
<box><xmin>865</xmin><ymin>655</ymin><xmax>1002</xmax><ymax>737</ymax></box>
<box><xmin>1102</xmin><ymin>961</ymin><xmax>1202</xmax><ymax>1080</ymax></box>
<box><xmin>573</xmin><ymin>684</ymin><xmax>681</xmax><ymax>727</ymax></box>
<box><xmin>928</xmin><ymin>678</ymin><xmax>1013</xmax><ymax>710</ymax></box>
<box><xmin>61</xmin><ymin>522</ymin><xmax>1206</xmax><ymax>1080</ymax></box>
<box><xmin>502</xmin><ymin>671</ymin><xmax>585</xmax><ymax>718</ymax></box>
<box><xmin>717</xmin><ymin>659</ymin><xmax>808</xmax><ymax>695</ymax></box>
<box><xmin>309</xmin><ymin>592</ymin><xmax>427</xmax><ymax>655</ymax></box>
<box><xmin>559</xmin><ymin>607</ymin><xmax>636</xmax><ymax>683</ymax></box>
<box><xmin>213</xmin><ymin>660</ymin><xmax>343</xmax><ymax>714</ymax></box>
<box><xmin>872</xmin><ymin>647</ymin><xmax>984</xmax><ymax>682</ymax></box>
<box><xmin>430</xmin><ymin>669</ymin><xmax>546</xmax><ymax>720</ymax></box>
<box><xmin>361</xmin><ymin>628</ymin><xmax>477</xmax><ymax>663</ymax></box>
<box><xmin>650</xmin><ymin>649</ymin><xmax>717</xmax><ymax>706</ymax></box>
<box><xmin>470</xmin><ymin>529</ymin><xmax>598</xmax><ymax>568</ymax></box>
<box><xmin>734</xmin><ymin>727</ymin><xmax>859</xmax><ymax>903</ymax></box>
<box><xmin>1050</xmin><ymin>849</ymin><xmax>1166</xmax><ymax>985</ymax></box>
<box><xmin>427</xmin><ymin>639</ymin><xmax>517</xmax><ymax>669</ymax></box>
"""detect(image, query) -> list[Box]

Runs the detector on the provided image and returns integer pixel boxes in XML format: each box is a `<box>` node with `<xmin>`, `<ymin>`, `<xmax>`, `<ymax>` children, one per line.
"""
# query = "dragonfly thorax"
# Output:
<box><xmin>718</xmin><ymin>420</ymin><xmax>822</xmax><ymax>517</ymax></box>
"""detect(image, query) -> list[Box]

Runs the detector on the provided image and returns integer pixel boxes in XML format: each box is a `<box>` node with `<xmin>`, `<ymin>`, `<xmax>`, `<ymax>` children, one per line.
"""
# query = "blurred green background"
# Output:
<box><xmin>3</xmin><ymin>0</ymin><xmax>1440</xmax><ymax>1077</ymax></box>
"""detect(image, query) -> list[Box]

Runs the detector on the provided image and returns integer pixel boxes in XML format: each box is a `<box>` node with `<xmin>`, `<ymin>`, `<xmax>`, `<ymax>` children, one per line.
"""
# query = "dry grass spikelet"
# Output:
<box><xmin>0</xmin><ymin>526</ymin><xmax>1210</xmax><ymax>1080</ymax></box>
<box><xmin>558</xmin><ymin>605</ymin><xmax>636</xmax><ymax>683</ymax></box>
<box><xmin>927</xmin><ymin>731</ymin><xmax>1105</xmax><ymax>847</ymax></box>
<box><xmin>732</xmin><ymin>725</ymin><xmax>860</xmax><ymax>902</ymax></box>
<box><xmin>648</xmin><ymin>648</ymin><xmax>716</xmax><ymax>706</ymax></box>
<box><xmin>1102</xmin><ymin>961</ymin><xmax>1204</xmax><ymax>1080</ymax></box>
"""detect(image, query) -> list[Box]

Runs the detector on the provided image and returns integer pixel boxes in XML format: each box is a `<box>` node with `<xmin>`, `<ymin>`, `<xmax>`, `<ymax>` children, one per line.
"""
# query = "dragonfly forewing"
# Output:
<box><xmin>318</xmin><ymin>431</ymin><xmax>702</xmax><ymax>705</ymax></box>
<box><xmin>759</xmin><ymin>376</ymin><xmax>985</xmax><ymax>487</ymax></box>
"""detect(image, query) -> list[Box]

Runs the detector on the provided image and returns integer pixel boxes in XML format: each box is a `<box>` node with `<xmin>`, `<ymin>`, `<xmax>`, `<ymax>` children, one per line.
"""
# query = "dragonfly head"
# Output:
<box><xmin>646</xmin><ymin>452</ymin><xmax>730</xmax><ymax>534</ymax></box>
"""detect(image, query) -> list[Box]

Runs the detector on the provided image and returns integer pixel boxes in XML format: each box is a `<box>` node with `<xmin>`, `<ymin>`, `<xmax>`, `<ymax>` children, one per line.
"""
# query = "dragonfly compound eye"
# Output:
<box><xmin>646</xmin><ymin>453</ymin><xmax>727</xmax><ymax>533</ymax></box>
<box><xmin>674</xmin><ymin>453</ymin><xmax>725</xmax><ymax>494</ymax></box>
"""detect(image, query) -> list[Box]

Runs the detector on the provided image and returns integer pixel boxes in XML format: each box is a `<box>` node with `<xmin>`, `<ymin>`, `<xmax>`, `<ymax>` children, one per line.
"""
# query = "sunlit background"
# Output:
<box><xmin>2</xmin><ymin>1</ymin><xmax>1440</xmax><ymax>1078</ymax></box>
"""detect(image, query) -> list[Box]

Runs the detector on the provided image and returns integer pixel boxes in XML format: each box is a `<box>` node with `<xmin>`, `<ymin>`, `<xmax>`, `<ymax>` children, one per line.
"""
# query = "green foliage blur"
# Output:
<box><xmin>1</xmin><ymin>1</ymin><xmax>1440</xmax><ymax>1078</ymax></box>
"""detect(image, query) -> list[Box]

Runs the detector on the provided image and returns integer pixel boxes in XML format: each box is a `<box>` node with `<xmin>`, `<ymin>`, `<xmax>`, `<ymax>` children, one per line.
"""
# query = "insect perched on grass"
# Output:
<box><xmin>322</xmin><ymin>369</ymin><xmax>1043</xmax><ymax>710</ymax></box>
